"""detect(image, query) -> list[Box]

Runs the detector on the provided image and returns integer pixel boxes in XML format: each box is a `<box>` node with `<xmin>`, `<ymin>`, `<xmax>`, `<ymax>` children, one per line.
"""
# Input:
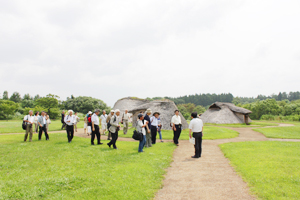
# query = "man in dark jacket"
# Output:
<box><xmin>144</xmin><ymin>108</ymin><xmax>152</xmax><ymax>147</ymax></box>
<box><xmin>61</xmin><ymin>110</ymin><xmax>66</xmax><ymax>129</ymax></box>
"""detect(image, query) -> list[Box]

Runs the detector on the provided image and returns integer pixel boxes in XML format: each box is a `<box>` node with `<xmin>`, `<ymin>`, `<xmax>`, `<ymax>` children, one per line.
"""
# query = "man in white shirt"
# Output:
<box><xmin>24</xmin><ymin>110</ymin><xmax>34</xmax><ymax>142</ymax></box>
<box><xmin>91</xmin><ymin>109</ymin><xmax>103</xmax><ymax>145</ymax></box>
<box><xmin>189</xmin><ymin>112</ymin><xmax>204</xmax><ymax>158</ymax></box>
<box><xmin>171</xmin><ymin>110</ymin><xmax>182</xmax><ymax>146</ymax></box>
<box><xmin>38</xmin><ymin>111</ymin><xmax>49</xmax><ymax>141</ymax></box>
<box><xmin>64</xmin><ymin>110</ymin><xmax>76</xmax><ymax>143</ymax></box>
<box><xmin>100</xmin><ymin>110</ymin><xmax>108</xmax><ymax>135</ymax></box>
<box><xmin>121</xmin><ymin>109</ymin><xmax>130</xmax><ymax>135</ymax></box>
<box><xmin>150</xmin><ymin>112</ymin><xmax>160</xmax><ymax>144</ymax></box>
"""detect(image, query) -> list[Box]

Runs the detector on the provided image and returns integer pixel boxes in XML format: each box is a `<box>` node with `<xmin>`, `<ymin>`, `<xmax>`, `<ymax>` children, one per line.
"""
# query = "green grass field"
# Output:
<box><xmin>0</xmin><ymin>120</ymin><xmax>84</xmax><ymax>134</ymax></box>
<box><xmin>253</xmin><ymin>126</ymin><xmax>300</xmax><ymax>139</ymax></box>
<box><xmin>119</xmin><ymin>127</ymin><xmax>239</xmax><ymax>140</ymax></box>
<box><xmin>205</xmin><ymin>121</ymin><xmax>279</xmax><ymax>128</ymax></box>
<box><xmin>220</xmin><ymin>141</ymin><xmax>300</xmax><ymax>200</ymax></box>
<box><xmin>0</xmin><ymin>133</ymin><xmax>176</xmax><ymax>200</ymax></box>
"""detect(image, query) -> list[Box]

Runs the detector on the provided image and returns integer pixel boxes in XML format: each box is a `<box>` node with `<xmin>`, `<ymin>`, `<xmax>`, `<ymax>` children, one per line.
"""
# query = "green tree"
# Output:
<box><xmin>10</xmin><ymin>92</ymin><xmax>22</xmax><ymax>103</ymax></box>
<box><xmin>63</xmin><ymin>96</ymin><xmax>110</xmax><ymax>114</ymax></box>
<box><xmin>0</xmin><ymin>100</ymin><xmax>18</xmax><ymax>120</ymax></box>
<box><xmin>35</xmin><ymin>94</ymin><xmax>60</xmax><ymax>119</ymax></box>
<box><xmin>2</xmin><ymin>91</ymin><xmax>9</xmax><ymax>100</ymax></box>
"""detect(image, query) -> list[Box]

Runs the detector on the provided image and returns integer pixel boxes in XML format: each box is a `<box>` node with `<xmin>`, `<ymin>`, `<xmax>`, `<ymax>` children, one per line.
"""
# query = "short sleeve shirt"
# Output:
<box><xmin>189</xmin><ymin>118</ymin><xmax>203</xmax><ymax>133</ymax></box>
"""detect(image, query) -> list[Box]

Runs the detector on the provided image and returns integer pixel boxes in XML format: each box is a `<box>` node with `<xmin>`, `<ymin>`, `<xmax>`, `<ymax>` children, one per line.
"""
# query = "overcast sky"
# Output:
<box><xmin>0</xmin><ymin>0</ymin><xmax>299</xmax><ymax>107</ymax></box>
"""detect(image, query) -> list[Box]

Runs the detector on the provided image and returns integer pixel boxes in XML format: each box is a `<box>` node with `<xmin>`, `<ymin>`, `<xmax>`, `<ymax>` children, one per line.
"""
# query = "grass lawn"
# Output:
<box><xmin>220</xmin><ymin>141</ymin><xmax>300</xmax><ymax>200</ymax></box>
<box><xmin>119</xmin><ymin>127</ymin><xmax>239</xmax><ymax>140</ymax></box>
<box><xmin>205</xmin><ymin>120</ymin><xmax>279</xmax><ymax>128</ymax></box>
<box><xmin>0</xmin><ymin>120</ymin><xmax>84</xmax><ymax>134</ymax></box>
<box><xmin>253</xmin><ymin>126</ymin><xmax>300</xmax><ymax>139</ymax></box>
<box><xmin>0</xmin><ymin>133</ymin><xmax>176</xmax><ymax>200</ymax></box>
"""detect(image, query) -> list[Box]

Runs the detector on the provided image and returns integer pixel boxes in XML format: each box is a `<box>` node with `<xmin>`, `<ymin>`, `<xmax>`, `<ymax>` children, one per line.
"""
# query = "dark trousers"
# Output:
<box><xmin>151</xmin><ymin>126</ymin><xmax>157</xmax><ymax>144</ymax></box>
<box><xmin>61</xmin><ymin>122</ymin><xmax>66</xmax><ymax>129</ymax></box>
<box><xmin>91</xmin><ymin>125</ymin><xmax>101</xmax><ymax>144</ymax></box>
<box><xmin>39</xmin><ymin>125</ymin><xmax>49</xmax><ymax>140</ymax></box>
<box><xmin>193</xmin><ymin>132</ymin><xmax>202</xmax><ymax>157</ymax></box>
<box><xmin>173</xmin><ymin>125</ymin><xmax>181</xmax><ymax>144</ymax></box>
<box><xmin>108</xmin><ymin>131</ymin><xmax>118</xmax><ymax>148</ymax></box>
<box><xmin>66</xmin><ymin>125</ymin><xmax>74</xmax><ymax>142</ymax></box>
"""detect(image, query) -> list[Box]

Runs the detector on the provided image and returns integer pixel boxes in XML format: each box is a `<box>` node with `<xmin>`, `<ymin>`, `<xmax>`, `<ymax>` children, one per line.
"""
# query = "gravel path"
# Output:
<box><xmin>155</xmin><ymin>124</ymin><xmax>299</xmax><ymax>200</ymax></box>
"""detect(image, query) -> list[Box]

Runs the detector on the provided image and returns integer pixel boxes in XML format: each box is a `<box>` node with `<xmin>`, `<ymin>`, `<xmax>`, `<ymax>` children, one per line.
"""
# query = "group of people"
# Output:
<box><xmin>23</xmin><ymin>108</ymin><xmax>204</xmax><ymax>158</ymax></box>
<box><xmin>23</xmin><ymin>110</ymin><xmax>51</xmax><ymax>142</ymax></box>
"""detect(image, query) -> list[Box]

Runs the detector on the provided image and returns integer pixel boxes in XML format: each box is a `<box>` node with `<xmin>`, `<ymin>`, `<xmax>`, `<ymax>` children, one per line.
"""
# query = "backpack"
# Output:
<box><xmin>22</xmin><ymin>115</ymin><xmax>28</xmax><ymax>130</ymax></box>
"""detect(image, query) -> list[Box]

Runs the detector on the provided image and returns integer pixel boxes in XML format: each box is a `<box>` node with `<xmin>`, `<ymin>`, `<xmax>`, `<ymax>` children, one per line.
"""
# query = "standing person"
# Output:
<box><xmin>137</xmin><ymin>114</ymin><xmax>147</xmax><ymax>153</ymax></box>
<box><xmin>144</xmin><ymin>109</ymin><xmax>152</xmax><ymax>148</ymax></box>
<box><xmin>87</xmin><ymin>111</ymin><xmax>93</xmax><ymax>136</ymax></box>
<box><xmin>157</xmin><ymin>117</ymin><xmax>163</xmax><ymax>142</ymax></box>
<box><xmin>121</xmin><ymin>109</ymin><xmax>130</xmax><ymax>135</ymax></box>
<box><xmin>23</xmin><ymin>110</ymin><xmax>34</xmax><ymax>142</ymax></box>
<box><xmin>64</xmin><ymin>110</ymin><xmax>76</xmax><ymax>143</ymax></box>
<box><xmin>83</xmin><ymin>113</ymin><xmax>88</xmax><ymax>135</ymax></box>
<box><xmin>38</xmin><ymin>111</ymin><xmax>49</xmax><ymax>141</ymax></box>
<box><xmin>33</xmin><ymin>111</ymin><xmax>40</xmax><ymax>133</ymax></box>
<box><xmin>100</xmin><ymin>110</ymin><xmax>108</xmax><ymax>135</ymax></box>
<box><xmin>107</xmin><ymin>109</ymin><xmax>121</xmax><ymax>149</ymax></box>
<box><xmin>46</xmin><ymin>113</ymin><xmax>51</xmax><ymax>132</ymax></box>
<box><xmin>61</xmin><ymin>110</ymin><xmax>66</xmax><ymax>130</ymax></box>
<box><xmin>189</xmin><ymin>112</ymin><xmax>204</xmax><ymax>158</ymax></box>
<box><xmin>74</xmin><ymin>112</ymin><xmax>79</xmax><ymax>132</ymax></box>
<box><xmin>91</xmin><ymin>109</ymin><xmax>103</xmax><ymax>145</ymax></box>
<box><xmin>150</xmin><ymin>112</ymin><xmax>160</xmax><ymax>144</ymax></box>
<box><xmin>171</xmin><ymin>110</ymin><xmax>182</xmax><ymax>146</ymax></box>
<box><xmin>106</xmin><ymin>110</ymin><xmax>114</xmax><ymax>140</ymax></box>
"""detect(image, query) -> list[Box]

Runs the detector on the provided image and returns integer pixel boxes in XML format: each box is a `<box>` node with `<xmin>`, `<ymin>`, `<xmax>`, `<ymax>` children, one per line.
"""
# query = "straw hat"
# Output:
<box><xmin>146</xmin><ymin>108</ymin><xmax>152</xmax><ymax>114</ymax></box>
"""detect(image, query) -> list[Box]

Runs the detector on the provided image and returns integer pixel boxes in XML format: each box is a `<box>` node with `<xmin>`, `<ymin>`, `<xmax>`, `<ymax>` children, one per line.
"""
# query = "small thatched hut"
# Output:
<box><xmin>201</xmin><ymin>102</ymin><xmax>252</xmax><ymax>124</ymax></box>
<box><xmin>113</xmin><ymin>97</ymin><xmax>188</xmax><ymax>130</ymax></box>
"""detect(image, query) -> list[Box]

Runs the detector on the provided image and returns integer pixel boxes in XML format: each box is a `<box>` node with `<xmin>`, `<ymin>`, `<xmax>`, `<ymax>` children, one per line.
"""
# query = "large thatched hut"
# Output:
<box><xmin>201</xmin><ymin>102</ymin><xmax>252</xmax><ymax>124</ymax></box>
<box><xmin>113</xmin><ymin>97</ymin><xmax>188</xmax><ymax>130</ymax></box>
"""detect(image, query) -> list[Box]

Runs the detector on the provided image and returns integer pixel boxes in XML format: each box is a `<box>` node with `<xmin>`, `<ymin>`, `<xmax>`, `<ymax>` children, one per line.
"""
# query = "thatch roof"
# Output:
<box><xmin>209</xmin><ymin>102</ymin><xmax>252</xmax><ymax>114</ymax></box>
<box><xmin>113</xmin><ymin>97</ymin><xmax>188</xmax><ymax>130</ymax></box>
<box><xmin>201</xmin><ymin>102</ymin><xmax>252</xmax><ymax>124</ymax></box>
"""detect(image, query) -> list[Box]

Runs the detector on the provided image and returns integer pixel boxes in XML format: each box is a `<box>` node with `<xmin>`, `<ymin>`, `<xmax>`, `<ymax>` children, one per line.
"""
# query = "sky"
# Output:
<box><xmin>0</xmin><ymin>0</ymin><xmax>299</xmax><ymax>107</ymax></box>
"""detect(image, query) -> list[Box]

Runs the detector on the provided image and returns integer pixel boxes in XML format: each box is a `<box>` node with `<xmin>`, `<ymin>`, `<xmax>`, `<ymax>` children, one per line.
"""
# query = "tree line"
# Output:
<box><xmin>0</xmin><ymin>91</ymin><xmax>111</xmax><ymax>120</ymax></box>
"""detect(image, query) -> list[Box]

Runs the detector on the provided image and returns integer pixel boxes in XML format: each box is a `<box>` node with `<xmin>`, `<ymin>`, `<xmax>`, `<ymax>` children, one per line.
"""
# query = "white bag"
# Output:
<box><xmin>189</xmin><ymin>137</ymin><xmax>195</xmax><ymax>145</ymax></box>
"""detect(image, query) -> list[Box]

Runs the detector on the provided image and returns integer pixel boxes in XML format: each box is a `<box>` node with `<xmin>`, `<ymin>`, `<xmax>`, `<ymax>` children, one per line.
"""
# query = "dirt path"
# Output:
<box><xmin>155</xmin><ymin>124</ymin><xmax>299</xmax><ymax>200</ymax></box>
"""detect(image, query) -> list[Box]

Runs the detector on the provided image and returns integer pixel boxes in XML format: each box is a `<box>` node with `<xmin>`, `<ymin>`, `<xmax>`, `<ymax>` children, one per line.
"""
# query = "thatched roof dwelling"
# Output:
<box><xmin>113</xmin><ymin>97</ymin><xmax>188</xmax><ymax>130</ymax></box>
<box><xmin>201</xmin><ymin>102</ymin><xmax>252</xmax><ymax>124</ymax></box>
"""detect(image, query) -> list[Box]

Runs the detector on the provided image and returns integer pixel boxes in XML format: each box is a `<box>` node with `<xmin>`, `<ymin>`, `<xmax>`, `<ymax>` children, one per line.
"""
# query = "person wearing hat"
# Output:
<box><xmin>91</xmin><ymin>109</ymin><xmax>103</xmax><ymax>145</ymax></box>
<box><xmin>87</xmin><ymin>111</ymin><xmax>93</xmax><ymax>136</ymax></box>
<box><xmin>171</xmin><ymin>110</ymin><xmax>182</xmax><ymax>146</ymax></box>
<box><xmin>106</xmin><ymin>110</ymin><xmax>114</xmax><ymax>140</ymax></box>
<box><xmin>150</xmin><ymin>112</ymin><xmax>160</xmax><ymax>144</ymax></box>
<box><xmin>107</xmin><ymin>109</ymin><xmax>121</xmax><ymax>149</ymax></box>
<box><xmin>137</xmin><ymin>114</ymin><xmax>147</xmax><ymax>152</ymax></box>
<box><xmin>144</xmin><ymin>108</ymin><xmax>152</xmax><ymax>147</ymax></box>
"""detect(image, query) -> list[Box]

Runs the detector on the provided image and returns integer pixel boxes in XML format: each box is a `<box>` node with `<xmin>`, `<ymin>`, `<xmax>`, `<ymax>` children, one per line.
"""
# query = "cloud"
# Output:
<box><xmin>0</xmin><ymin>0</ymin><xmax>300</xmax><ymax>106</ymax></box>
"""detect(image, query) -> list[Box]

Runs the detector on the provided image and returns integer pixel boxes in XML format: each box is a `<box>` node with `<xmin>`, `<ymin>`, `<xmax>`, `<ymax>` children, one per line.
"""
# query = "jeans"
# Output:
<box><xmin>158</xmin><ymin>130</ymin><xmax>162</xmax><ymax>140</ymax></box>
<box><xmin>138</xmin><ymin>135</ymin><xmax>146</xmax><ymax>152</ymax></box>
